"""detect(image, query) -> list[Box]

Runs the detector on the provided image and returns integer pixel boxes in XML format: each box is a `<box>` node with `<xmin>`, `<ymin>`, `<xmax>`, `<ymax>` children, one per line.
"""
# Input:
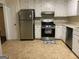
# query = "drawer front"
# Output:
<box><xmin>73</xmin><ymin>30</ymin><xmax>79</xmax><ymax>36</ymax></box>
<box><xmin>35</xmin><ymin>28</ymin><xmax>41</xmax><ymax>39</ymax></box>
<box><xmin>73</xmin><ymin>35</ymin><xmax>79</xmax><ymax>47</ymax></box>
<box><xmin>74</xmin><ymin>29</ymin><xmax>79</xmax><ymax>32</ymax></box>
<box><xmin>73</xmin><ymin>38</ymin><xmax>78</xmax><ymax>49</ymax></box>
<box><xmin>73</xmin><ymin>35</ymin><xmax>79</xmax><ymax>57</ymax></box>
<box><xmin>73</xmin><ymin>48</ymin><xmax>79</xmax><ymax>57</ymax></box>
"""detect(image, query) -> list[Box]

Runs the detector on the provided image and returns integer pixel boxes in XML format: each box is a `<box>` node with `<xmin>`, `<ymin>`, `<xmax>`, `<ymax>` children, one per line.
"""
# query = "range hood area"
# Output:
<box><xmin>41</xmin><ymin>11</ymin><xmax>54</xmax><ymax>19</ymax></box>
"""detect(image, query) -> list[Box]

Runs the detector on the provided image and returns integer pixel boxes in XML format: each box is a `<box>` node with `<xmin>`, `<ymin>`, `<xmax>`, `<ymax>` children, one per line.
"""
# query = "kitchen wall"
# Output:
<box><xmin>3</xmin><ymin>0</ymin><xmax>20</xmax><ymax>40</ymax></box>
<box><xmin>54</xmin><ymin>17</ymin><xmax>68</xmax><ymax>25</ymax></box>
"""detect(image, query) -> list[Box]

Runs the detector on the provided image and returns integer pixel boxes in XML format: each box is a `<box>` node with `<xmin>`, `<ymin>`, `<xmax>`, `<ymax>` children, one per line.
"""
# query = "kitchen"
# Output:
<box><xmin>0</xmin><ymin>0</ymin><xmax>79</xmax><ymax>59</ymax></box>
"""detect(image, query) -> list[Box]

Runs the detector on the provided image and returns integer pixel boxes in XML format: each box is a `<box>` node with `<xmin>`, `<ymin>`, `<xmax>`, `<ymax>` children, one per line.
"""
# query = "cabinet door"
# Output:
<box><xmin>19</xmin><ymin>0</ymin><xmax>29</xmax><ymax>9</ymax></box>
<box><xmin>68</xmin><ymin>0</ymin><xmax>78</xmax><ymax>16</ymax></box>
<box><xmin>35</xmin><ymin>20</ymin><xmax>41</xmax><ymax>39</ymax></box>
<box><xmin>54</xmin><ymin>0</ymin><xmax>67</xmax><ymax>17</ymax></box>
<box><xmin>62</xmin><ymin>26</ymin><xmax>66</xmax><ymax>42</ymax></box>
<box><xmin>34</xmin><ymin>0</ymin><xmax>42</xmax><ymax>17</ymax></box>
<box><xmin>19</xmin><ymin>0</ymin><xmax>35</xmax><ymax>9</ymax></box>
<box><xmin>72</xmin><ymin>35</ymin><xmax>79</xmax><ymax>57</ymax></box>
<box><xmin>35</xmin><ymin>27</ymin><xmax>41</xmax><ymax>39</ymax></box>
<box><xmin>41</xmin><ymin>0</ymin><xmax>55</xmax><ymax>11</ymax></box>
<box><xmin>55</xmin><ymin>26</ymin><xmax>63</xmax><ymax>39</ymax></box>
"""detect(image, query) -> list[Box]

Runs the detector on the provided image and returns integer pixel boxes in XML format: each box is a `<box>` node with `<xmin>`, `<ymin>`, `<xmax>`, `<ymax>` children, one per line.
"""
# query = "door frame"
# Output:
<box><xmin>0</xmin><ymin>2</ymin><xmax>10</xmax><ymax>40</ymax></box>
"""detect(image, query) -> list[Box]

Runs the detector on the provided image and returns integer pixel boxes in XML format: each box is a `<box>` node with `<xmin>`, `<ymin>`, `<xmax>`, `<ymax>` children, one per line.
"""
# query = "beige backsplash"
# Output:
<box><xmin>68</xmin><ymin>16</ymin><xmax>79</xmax><ymax>25</ymax></box>
<box><xmin>35</xmin><ymin>16</ymin><xmax>79</xmax><ymax>26</ymax></box>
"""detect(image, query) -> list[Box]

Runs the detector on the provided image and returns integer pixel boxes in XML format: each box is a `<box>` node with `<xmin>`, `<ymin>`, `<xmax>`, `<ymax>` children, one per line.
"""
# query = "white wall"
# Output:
<box><xmin>3</xmin><ymin>0</ymin><xmax>20</xmax><ymax>40</ymax></box>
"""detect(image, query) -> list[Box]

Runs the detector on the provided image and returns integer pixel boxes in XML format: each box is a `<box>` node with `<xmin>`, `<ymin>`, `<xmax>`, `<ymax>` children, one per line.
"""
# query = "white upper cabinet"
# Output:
<box><xmin>19</xmin><ymin>0</ymin><xmax>33</xmax><ymax>9</ymax></box>
<box><xmin>68</xmin><ymin>0</ymin><xmax>79</xmax><ymax>16</ymax></box>
<box><xmin>54</xmin><ymin>0</ymin><xmax>68</xmax><ymax>17</ymax></box>
<box><xmin>34</xmin><ymin>0</ymin><xmax>42</xmax><ymax>17</ymax></box>
<box><xmin>41</xmin><ymin>0</ymin><xmax>55</xmax><ymax>11</ymax></box>
<box><xmin>19</xmin><ymin>0</ymin><xmax>68</xmax><ymax>17</ymax></box>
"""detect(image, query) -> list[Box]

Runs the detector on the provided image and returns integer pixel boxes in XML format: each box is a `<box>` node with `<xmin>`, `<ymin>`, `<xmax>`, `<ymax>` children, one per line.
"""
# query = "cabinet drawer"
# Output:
<box><xmin>73</xmin><ymin>35</ymin><xmax>79</xmax><ymax>40</ymax></box>
<box><xmin>73</xmin><ymin>35</ymin><xmax>79</xmax><ymax>45</ymax></box>
<box><xmin>74</xmin><ymin>29</ymin><xmax>79</xmax><ymax>32</ymax></box>
<box><xmin>73</xmin><ymin>36</ymin><xmax>79</xmax><ymax>57</ymax></box>
<box><xmin>73</xmin><ymin>48</ymin><xmax>79</xmax><ymax>57</ymax></box>
<box><xmin>35</xmin><ymin>33</ymin><xmax>41</xmax><ymax>38</ymax></box>
<box><xmin>35</xmin><ymin>28</ymin><xmax>41</xmax><ymax>39</ymax></box>
<box><xmin>73</xmin><ymin>30</ymin><xmax>79</xmax><ymax>36</ymax></box>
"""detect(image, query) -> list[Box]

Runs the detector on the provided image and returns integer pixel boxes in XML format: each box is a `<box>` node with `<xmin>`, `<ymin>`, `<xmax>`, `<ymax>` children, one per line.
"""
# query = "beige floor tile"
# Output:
<box><xmin>2</xmin><ymin>40</ymin><xmax>78</xmax><ymax>59</ymax></box>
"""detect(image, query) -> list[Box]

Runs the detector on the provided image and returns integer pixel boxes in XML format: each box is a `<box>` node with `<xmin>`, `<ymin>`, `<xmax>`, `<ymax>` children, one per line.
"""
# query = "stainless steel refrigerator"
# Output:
<box><xmin>18</xmin><ymin>9</ymin><xmax>35</xmax><ymax>40</ymax></box>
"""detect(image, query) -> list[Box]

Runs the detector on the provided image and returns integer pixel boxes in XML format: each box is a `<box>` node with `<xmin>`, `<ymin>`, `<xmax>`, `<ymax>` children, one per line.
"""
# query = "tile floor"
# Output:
<box><xmin>2</xmin><ymin>40</ymin><xmax>78</xmax><ymax>59</ymax></box>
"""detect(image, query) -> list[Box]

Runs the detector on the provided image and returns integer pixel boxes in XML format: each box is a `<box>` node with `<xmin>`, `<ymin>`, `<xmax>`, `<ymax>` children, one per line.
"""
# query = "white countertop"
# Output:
<box><xmin>63</xmin><ymin>23</ymin><xmax>79</xmax><ymax>29</ymax></box>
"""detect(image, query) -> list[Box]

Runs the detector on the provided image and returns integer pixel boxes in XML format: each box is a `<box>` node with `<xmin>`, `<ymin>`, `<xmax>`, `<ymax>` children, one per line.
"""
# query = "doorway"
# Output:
<box><xmin>0</xmin><ymin>7</ymin><xmax>6</xmax><ymax>44</ymax></box>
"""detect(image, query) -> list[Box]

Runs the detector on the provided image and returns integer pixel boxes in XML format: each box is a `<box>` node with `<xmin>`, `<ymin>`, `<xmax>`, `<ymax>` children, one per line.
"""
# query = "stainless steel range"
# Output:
<box><xmin>41</xmin><ymin>11</ymin><xmax>55</xmax><ymax>43</ymax></box>
<box><xmin>41</xmin><ymin>19</ymin><xmax>55</xmax><ymax>43</ymax></box>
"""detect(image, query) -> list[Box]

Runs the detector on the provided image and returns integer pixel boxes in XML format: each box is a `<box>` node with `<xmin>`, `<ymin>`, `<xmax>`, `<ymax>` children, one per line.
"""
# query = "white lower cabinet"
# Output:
<box><xmin>72</xmin><ymin>30</ymin><xmax>79</xmax><ymax>57</ymax></box>
<box><xmin>55</xmin><ymin>25</ymin><xmax>63</xmax><ymax>39</ymax></box>
<box><xmin>62</xmin><ymin>26</ymin><xmax>66</xmax><ymax>42</ymax></box>
<box><xmin>55</xmin><ymin>25</ymin><xmax>66</xmax><ymax>41</ymax></box>
<box><xmin>35</xmin><ymin>27</ymin><xmax>41</xmax><ymax>39</ymax></box>
<box><xmin>35</xmin><ymin>20</ymin><xmax>41</xmax><ymax>39</ymax></box>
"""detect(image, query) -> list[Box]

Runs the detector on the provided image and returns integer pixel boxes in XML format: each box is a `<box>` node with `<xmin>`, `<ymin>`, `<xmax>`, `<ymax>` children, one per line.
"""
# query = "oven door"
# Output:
<box><xmin>42</xmin><ymin>28</ymin><xmax>55</xmax><ymax>37</ymax></box>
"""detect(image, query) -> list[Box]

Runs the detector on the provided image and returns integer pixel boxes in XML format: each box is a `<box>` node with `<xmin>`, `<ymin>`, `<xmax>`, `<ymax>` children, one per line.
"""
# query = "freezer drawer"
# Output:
<box><xmin>20</xmin><ymin>21</ymin><xmax>33</xmax><ymax>39</ymax></box>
